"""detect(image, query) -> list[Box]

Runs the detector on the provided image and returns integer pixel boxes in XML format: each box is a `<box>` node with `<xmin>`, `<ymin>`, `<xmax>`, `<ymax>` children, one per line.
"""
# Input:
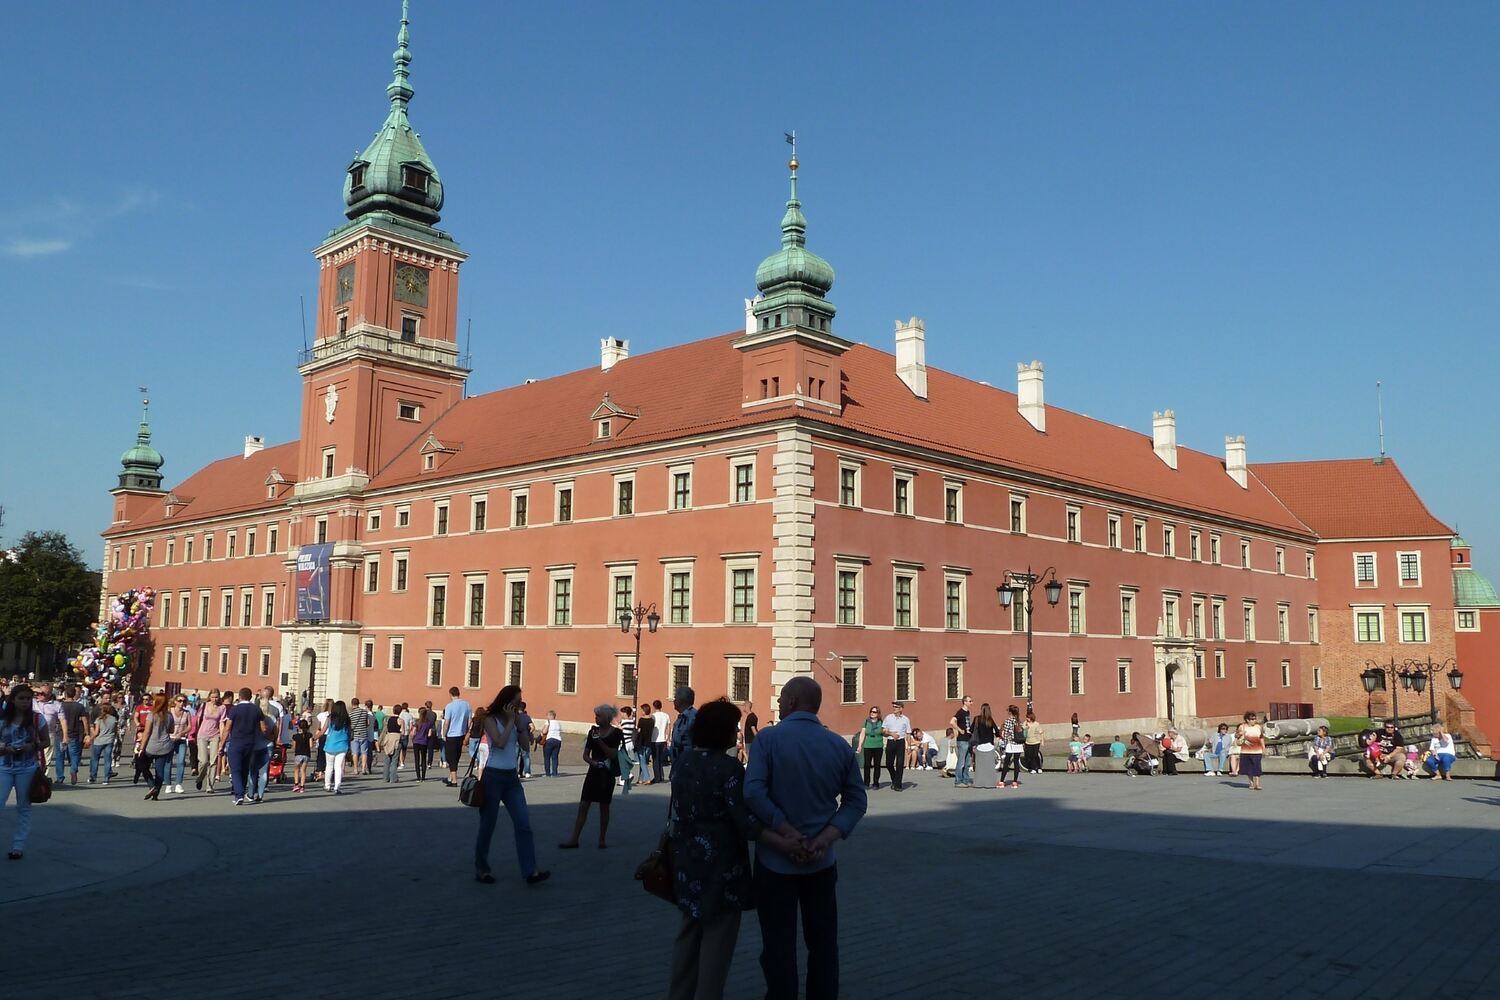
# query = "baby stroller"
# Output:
<box><xmin>268</xmin><ymin>744</ymin><xmax>288</xmax><ymax>784</ymax></box>
<box><xmin>1124</xmin><ymin>748</ymin><xmax>1160</xmax><ymax>776</ymax></box>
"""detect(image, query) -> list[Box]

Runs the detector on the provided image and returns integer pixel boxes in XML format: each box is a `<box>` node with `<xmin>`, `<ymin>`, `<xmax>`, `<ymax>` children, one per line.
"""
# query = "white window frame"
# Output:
<box><xmin>396</xmin><ymin>505</ymin><xmax>411</xmax><ymax>528</ymax></box>
<box><xmin>1398</xmin><ymin>606</ymin><xmax>1430</xmax><ymax>644</ymax></box>
<box><xmin>1066</xmin><ymin>505</ymin><xmax>1081</xmax><ymax>543</ymax></box>
<box><xmin>505</xmin><ymin>571</ymin><xmax>528</xmax><ymax>627</ymax></box>
<box><xmin>434</xmin><ymin>500</ymin><xmax>450</xmax><ymax>536</ymax></box>
<box><xmin>1457</xmin><ymin>610</ymin><xmax>1479</xmax><ymax>632</ymax></box>
<box><xmin>1190</xmin><ymin>530</ymin><xmax>1201</xmax><ymax>562</ymax></box>
<box><xmin>943</xmin><ymin>571</ymin><xmax>968</xmax><ymax>631</ymax></box>
<box><xmin>944</xmin><ymin>659</ymin><xmax>964</xmax><ymax>701</ymax></box>
<box><xmin>1068</xmin><ymin>586</ymin><xmax>1086</xmax><ymax>635</ymax></box>
<box><xmin>466</xmin><ymin>573</ymin><xmax>487</xmax><ymax>627</ymax></box>
<box><xmin>1069</xmin><ymin>659</ymin><xmax>1085</xmax><ymax>696</ymax></box>
<box><xmin>1163</xmin><ymin>525</ymin><xmax>1175</xmax><ymax>558</ymax></box>
<box><xmin>1210</xmin><ymin>533</ymin><xmax>1222</xmax><ymax>564</ymax></box>
<box><xmin>724</xmin><ymin>556</ymin><xmax>759</xmax><ymax>625</ymax></box>
<box><xmin>731</xmin><ymin>457</ymin><xmax>756</xmax><ymax>504</ymax></box>
<box><xmin>892</xmin><ymin>471</ymin><xmax>912</xmax><ymax>517</ymax></box>
<box><xmin>1215</xmin><ymin>649</ymin><xmax>1226</xmax><ymax>679</ymax></box>
<box><xmin>389</xmin><ymin>636</ymin><xmax>404</xmax><ymax>672</ymax></box>
<box><xmin>669</xmin><ymin>658</ymin><xmax>693</xmax><ymax>695</ymax></box>
<box><xmin>1163</xmin><ymin>594</ymin><xmax>1180</xmax><ymax>639</ymax></box>
<box><xmin>728</xmin><ymin>658</ymin><xmax>753</xmax><ymax>703</ymax></box>
<box><xmin>1120</xmin><ymin>588</ymin><xmax>1137</xmax><ymax>637</ymax></box>
<box><xmin>392</xmin><ymin>550</ymin><xmax>410</xmax><ymax>593</ymax></box>
<box><xmin>550</xmin><ymin>568</ymin><xmax>575</xmax><ymax>627</ymax></box>
<box><xmin>322</xmin><ymin>447</ymin><xmax>336</xmax><ymax>480</ymax></box>
<box><xmin>616</xmin><ymin>653</ymin><xmax>639</xmax><ymax>699</ymax></box>
<box><xmin>471</xmin><ymin>494</ymin><xmax>489</xmax><ymax>532</ymax></box>
<box><xmin>1354</xmin><ymin>606</ymin><xmax>1384</xmax><ymax>644</ymax></box>
<box><xmin>894</xmin><ymin>658</ymin><xmax>916</xmax><ymax>703</ymax></box>
<box><xmin>1240</xmin><ymin>539</ymin><xmax>1251</xmax><ymax>569</ymax></box>
<box><xmin>364</xmin><ymin>555</ymin><xmax>379</xmax><ymax>593</ymax></box>
<box><xmin>1242</xmin><ymin>600</ymin><xmax>1257</xmax><ymax>642</ymax></box>
<box><xmin>892</xmin><ymin>564</ymin><xmax>920</xmax><ymax>630</ymax></box>
<box><xmin>1308</xmin><ymin>607</ymin><xmax>1320</xmax><ymax>643</ymax></box>
<box><xmin>836</xmin><ymin>560</ymin><xmax>866</xmax><ymax>627</ymax></box>
<box><xmin>465</xmin><ymin>652</ymin><xmax>482</xmax><ymax>690</ymax></box>
<box><xmin>505</xmin><ymin>653</ymin><xmax>523</xmax><ymax>688</ymax></box>
<box><xmin>664</xmin><ymin>559</ymin><xmax>694</xmax><ymax>626</ymax></box>
<box><xmin>1246</xmin><ymin>659</ymin><xmax>1257</xmax><ymax>689</ymax></box>
<box><xmin>840</xmin><ymin>658</ymin><xmax>864</xmax><ymax>704</ymax></box>
<box><xmin>427</xmin><ymin>652</ymin><xmax>443</xmax><ymax>687</ymax></box>
<box><xmin>943</xmin><ymin>480</ymin><xmax>964</xmax><ymax>525</ymax></box>
<box><xmin>361</xmin><ymin>637</ymin><xmax>375</xmax><ymax>671</ymax></box>
<box><xmin>1275</xmin><ymin>546</ymin><xmax>1286</xmax><ymax>575</ymax></box>
<box><xmin>553</xmin><ymin>480</ymin><xmax>574</xmax><ymax>523</ymax></box>
<box><xmin>1009</xmin><ymin>493</ymin><xmax>1028</xmax><ymax>534</ymax></box>
<box><xmin>669</xmin><ymin>463</ymin><xmax>694</xmax><ymax>511</ymax></box>
<box><xmin>1107</xmin><ymin>513</ymin><xmax>1121</xmax><ymax>549</ymax></box>
<box><xmin>838</xmin><ymin>460</ymin><xmax>863</xmax><ymax>508</ymax></box>
<box><xmin>1133</xmin><ymin>519</ymin><xmax>1146</xmax><ymax>553</ymax></box>
<box><xmin>428</xmin><ymin>577</ymin><xmax>450</xmax><ymax>627</ymax></box>
<box><xmin>614</xmin><ymin>472</ymin><xmax>636</xmax><ymax>517</ymax></box>
<box><xmin>607</xmin><ymin>563</ymin><xmax>637</xmax><ymax>628</ymax></box>
<box><xmin>510</xmin><ymin>489</ymin><xmax>528</xmax><ymax>528</ymax></box>
<box><xmin>1277</xmin><ymin>604</ymin><xmax>1290</xmax><ymax>642</ymax></box>
<box><xmin>1281</xmin><ymin>660</ymin><xmax>1291</xmax><ymax>688</ymax></box>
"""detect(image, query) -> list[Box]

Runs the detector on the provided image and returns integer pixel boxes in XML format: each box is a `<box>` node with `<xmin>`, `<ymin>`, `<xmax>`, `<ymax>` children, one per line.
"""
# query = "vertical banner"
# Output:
<box><xmin>296</xmin><ymin>543</ymin><xmax>333</xmax><ymax>621</ymax></box>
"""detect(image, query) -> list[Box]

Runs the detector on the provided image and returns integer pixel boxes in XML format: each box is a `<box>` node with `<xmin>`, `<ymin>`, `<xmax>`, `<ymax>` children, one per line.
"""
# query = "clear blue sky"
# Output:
<box><xmin>6</xmin><ymin>2</ymin><xmax>1497</xmax><ymax>566</ymax></box>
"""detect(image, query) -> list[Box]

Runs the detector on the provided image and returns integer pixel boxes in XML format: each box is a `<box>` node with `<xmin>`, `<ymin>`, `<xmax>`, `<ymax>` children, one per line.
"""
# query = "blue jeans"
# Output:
<box><xmin>518</xmin><ymin>744</ymin><xmax>531</xmax><ymax>776</ymax></box>
<box><xmin>543</xmin><ymin>739</ymin><xmax>561</xmax><ymax>776</ymax></box>
<box><xmin>0</xmin><ymin>763</ymin><xmax>38</xmax><ymax>851</ymax></box>
<box><xmin>90</xmin><ymin>743</ymin><xmax>114</xmax><ymax>783</ymax></box>
<box><xmin>61</xmin><ymin>734</ymin><xmax>83</xmax><ymax>779</ymax></box>
<box><xmin>247</xmin><ymin>746</ymin><xmax>270</xmax><ymax>798</ymax></box>
<box><xmin>475</xmin><ymin>768</ymin><xmax>537</xmax><ymax>878</ymax></box>
<box><xmin>151</xmin><ymin>753</ymin><xmax>171</xmax><ymax>792</ymax></box>
<box><xmin>1426</xmin><ymin>753</ymin><xmax>1455</xmax><ymax>775</ymax></box>
<box><xmin>954</xmin><ymin>740</ymin><xmax>972</xmax><ymax>785</ymax></box>
<box><xmin>635</xmin><ymin>748</ymin><xmax>651</xmax><ymax>782</ymax></box>
<box><xmin>169</xmin><ymin>741</ymin><xmax>189</xmax><ymax>786</ymax></box>
<box><xmin>1204</xmin><ymin>750</ymin><xmax>1228</xmax><ymax>773</ymax></box>
<box><xmin>618</xmin><ymin>748</ymin><xmax>634</xmax><ymax>793</ymax></box>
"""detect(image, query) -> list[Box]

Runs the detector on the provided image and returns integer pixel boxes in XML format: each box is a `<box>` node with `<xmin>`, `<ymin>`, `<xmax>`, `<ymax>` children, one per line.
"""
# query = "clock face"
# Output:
<box><xmin>394</xmin><ymin>264</ymin><xmax>429</xmax><ymax>307</ymax></box>
<box><xmin>335</xmin><ymin>264</ymin><xmax>355</xmax><ymax>305</ymax></box>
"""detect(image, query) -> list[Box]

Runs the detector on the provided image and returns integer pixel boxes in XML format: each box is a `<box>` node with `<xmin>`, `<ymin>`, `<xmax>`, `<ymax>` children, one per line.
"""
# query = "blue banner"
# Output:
<box><xmin>296</xmin><ymin>543</ymin><xmax>333</xmax><ymax>621</ymax></box>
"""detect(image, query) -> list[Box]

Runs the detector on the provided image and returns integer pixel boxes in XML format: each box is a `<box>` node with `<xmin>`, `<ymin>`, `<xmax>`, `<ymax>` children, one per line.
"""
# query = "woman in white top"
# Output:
<box><xmin>474</xmin><ymin>685</ymin><xmax>549</xmax><ymax>886</ymax></box>
<box><xmin>1425</xmin><ymin>725</ymin><xmax>1457</xmax><ymax>781</ymax></box>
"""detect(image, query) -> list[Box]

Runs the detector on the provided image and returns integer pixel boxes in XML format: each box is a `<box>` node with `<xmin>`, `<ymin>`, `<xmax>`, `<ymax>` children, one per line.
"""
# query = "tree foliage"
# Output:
<box><xmin>0</xmin><ymin>530</ymin><xmax>98</xmax><ymax>674</ymax></box>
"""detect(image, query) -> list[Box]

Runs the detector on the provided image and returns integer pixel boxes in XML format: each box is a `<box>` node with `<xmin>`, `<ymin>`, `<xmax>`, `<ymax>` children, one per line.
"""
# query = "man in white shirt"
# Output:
<box><xmin>651</xmin><ymin>699</ymin><xmax>671</xmax><ymax>783</ymax></box>
<box><xmin>915</xmin><ymin>729</ymin><xmax>939</xmax><ymax>769</ymax></box>
<box><xmin>882</xmin><ymin>703</ymin><xmax>913</xmax><ymax>791</ymax></box>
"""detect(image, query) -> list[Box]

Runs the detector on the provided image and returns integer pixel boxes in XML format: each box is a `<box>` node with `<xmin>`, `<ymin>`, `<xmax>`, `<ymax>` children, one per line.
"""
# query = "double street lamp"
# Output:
<box><xmin>619</xmin><ymin>602</ymin><xmax>661</xmax><ymax>701</ymax></box>
<box><xmin>1361</xmin><ymin>657</ymin><xmax>1463</xmax><ymax>722</ymax></box>
<box><xmin>997</xmin><ymin>566</ymin><xmax>1062</xmax><ymax>715</ymax></box>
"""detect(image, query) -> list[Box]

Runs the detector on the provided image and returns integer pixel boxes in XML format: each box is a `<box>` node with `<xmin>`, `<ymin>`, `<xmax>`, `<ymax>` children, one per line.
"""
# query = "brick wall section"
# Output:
<box><xmin>1318</xmin><ymin>608</ymin><xmax>1457</xmax><ymax>717</ymax></box>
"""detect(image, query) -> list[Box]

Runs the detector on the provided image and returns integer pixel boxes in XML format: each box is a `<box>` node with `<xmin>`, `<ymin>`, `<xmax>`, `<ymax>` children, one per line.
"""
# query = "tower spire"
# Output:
<box><xmin>751</xmin><ymin>132</ymin><xmax>837</xmax><ymax>336</ymax></box>
<box><xmin>781</xmin><ymin>130</ymin><xmax>806</xmax><ymax>248</ymax></box>
<box><xmin>388</xmin><ymin>0</ymin><xmax>414</xmax><ymax>114</ymax></box>
<box><xmin>117</xmin><ymin>387</ymin><xmax>165</xmax><ymax>491</ymax></box>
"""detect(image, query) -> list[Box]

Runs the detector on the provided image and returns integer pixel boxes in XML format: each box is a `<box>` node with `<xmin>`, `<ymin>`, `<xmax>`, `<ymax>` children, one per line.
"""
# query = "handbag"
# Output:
<box><xmin>28</xmin><ymin>721</ymin><xmax>52</xmax><ymax>803</ymax></box>
<box><xmin>458</xmin><ymin>756</ymin><xmax>484</xmax><ymax>808</ymax></box>
<box><xmin>634</xmin><ymin>796</ymin><xmax>676</xmax><ymax>904</ymax></box>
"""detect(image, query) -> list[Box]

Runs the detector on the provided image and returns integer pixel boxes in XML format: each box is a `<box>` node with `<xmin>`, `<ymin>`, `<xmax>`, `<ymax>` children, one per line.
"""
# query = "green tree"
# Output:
<box><xmin>0</xmin><ymin>530</ymin><xmax>97</xmax><ymax>678</ymax></box>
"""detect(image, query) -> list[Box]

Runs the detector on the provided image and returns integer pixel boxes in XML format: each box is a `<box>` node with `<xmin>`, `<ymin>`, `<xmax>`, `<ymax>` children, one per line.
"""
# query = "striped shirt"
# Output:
<box><xmin>618</xmin><ymin>719</ymin><xmax>635</xmax><ymax>748</ymax></box>
<box><xmin>349</xmin><ymin>708</ymin><xmax>372</xmax><ymax>740</ymax></box>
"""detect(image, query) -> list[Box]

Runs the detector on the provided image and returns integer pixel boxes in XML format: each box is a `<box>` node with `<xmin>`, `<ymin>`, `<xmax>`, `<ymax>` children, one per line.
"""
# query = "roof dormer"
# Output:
<box><xmin>419</xmin><ymin>432</ymin><xmax>462</xmax><ymax>472</ymax></box>
<box><xmin>591</xmin><ymin>392</ymin><xmax>639</xmax><ymax>441</ymax></box>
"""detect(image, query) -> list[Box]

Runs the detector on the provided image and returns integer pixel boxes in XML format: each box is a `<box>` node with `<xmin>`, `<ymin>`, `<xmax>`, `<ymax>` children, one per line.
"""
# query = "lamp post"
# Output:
<box><xmin>997</xmin><ymin>566</ymin><xmax>1062</xmax><ymax>715</ymax></box>
<box><xmin>619</xmin><ymin>602</ymin><xmax>660</xmax><ymax>702</ymax></box>
<box><xmin>1361</xmin><ymin>658</ymin><xmax>1405</xmax><ymax>721</ymax></box>
<box><xmin>1400</xmin><ymin>656</ymin><xmax>1462</xmax><ymax>723</ymax></box>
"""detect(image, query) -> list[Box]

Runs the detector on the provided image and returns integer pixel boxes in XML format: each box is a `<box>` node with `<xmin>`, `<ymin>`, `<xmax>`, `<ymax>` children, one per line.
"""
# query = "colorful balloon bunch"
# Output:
<box><xmin>70</xmin><ymin>587</ymin><xmax>156</xmax><ymax>696</ymax></box>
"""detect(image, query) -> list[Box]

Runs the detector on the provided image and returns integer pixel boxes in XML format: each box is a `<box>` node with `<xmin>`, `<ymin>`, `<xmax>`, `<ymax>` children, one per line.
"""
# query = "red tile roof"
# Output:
<box><xmin>112</xmin><ymin>332</ymin><xmax>1325</xmax><ymax>539</ymax></box>
<box><xmin>1252</xmin><ymin>459</ymin><xmax>1451</xmax><ymax>539</ymax></box>
<box><xmin>368</xmin><ymin>333</ymin><xmax>1312</xmax><ymax>535</ymax></box>
<box><xmin>106</xmin><ymin>442</ymin><xmax>299</xmax><ymax>536</ymax></box>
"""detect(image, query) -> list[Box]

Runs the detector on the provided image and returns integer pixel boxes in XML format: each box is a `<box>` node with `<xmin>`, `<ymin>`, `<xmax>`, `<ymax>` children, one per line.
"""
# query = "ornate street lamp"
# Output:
<box><xmin>1402</xmin><ymin>657</ymin><xmax>1460</xmax><ymax>723</ymax></box>
<box><xmin>618</xmin><ymin>602</ymin><xmax>660</xmax><ymax>700</ymax></box>
<box><xmin>997</xmin><ymin>566</ymin><xmax>1062</xmax><ymax>715</ymax></box>
<box><xmin>1363</xmin><ymin>658</ymin><xmax>1401</xmax><ymax>721</ymax></box>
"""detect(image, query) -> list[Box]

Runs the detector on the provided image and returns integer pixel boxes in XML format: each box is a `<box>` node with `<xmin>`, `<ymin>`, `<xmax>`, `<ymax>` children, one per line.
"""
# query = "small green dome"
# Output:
<box><xmin>120</xmin><ymin>442</ymin><xmax>164</xmax><ymax>471</ymax></box>
<box><xmin>754</xmin><ymin>166</ymin><xmax>834</xmax><ymax>295</ymax></box>
<box><xmin>343</xmin><ymin>2</ymin><xmax>444</xmax><ymax>226</ymax></box>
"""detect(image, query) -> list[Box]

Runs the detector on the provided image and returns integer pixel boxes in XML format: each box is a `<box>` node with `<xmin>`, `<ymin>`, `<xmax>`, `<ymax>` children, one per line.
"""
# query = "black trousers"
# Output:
<box><xmin>884</xmin><ymin>738</ymin><xmax>906</xmax><ymax>789</ymax></box>
<box><xmin>1163</xmin><ymin>750</ymin><xmax>1179</xmax><ymax>775</ymax></box>
<box><xmin>756</xmin><ymin>861</ymin><xmax>839</xmax><ymax>1000</ymax></box>
<box><xmin>861</xmin><ymin>747</ymin><xmax>882</xmax><ymax>787</ymax></box>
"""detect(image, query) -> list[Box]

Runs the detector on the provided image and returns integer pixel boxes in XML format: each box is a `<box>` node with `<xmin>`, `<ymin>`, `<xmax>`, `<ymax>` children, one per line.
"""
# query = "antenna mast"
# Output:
<box><xmin>1376</xmin><ymin>380</ymin><xmax>1386</xmax><ymax>462</ymax></box>
<box><xmin>299</xmin><ymin>295</ymin><xmax>309</xmax><ymax>355</ymax></box>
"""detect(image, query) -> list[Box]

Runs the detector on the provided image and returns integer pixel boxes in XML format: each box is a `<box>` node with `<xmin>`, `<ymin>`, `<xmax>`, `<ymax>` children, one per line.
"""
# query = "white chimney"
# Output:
<box><xmin>243</xmin><ymin>435</ymin><xmax>265</xmax><ymax>459</ymax></box>
<box><xmin>1152</xmin><ymin>410</ymin><xmax>1178</xmax><ymax>470</ymax></box>
<box><xmin>600</xmin><ymin>337</ymin><xmax>629</xmax><ymax>372</ymax></box>
<box><xmin>894</xmin><ymin>317</ymin><xmax>927</xmax><ymax>399</ymax></box>
<box><xmin>1225</xmin><ymin>435</ymin><xmax>1248</xmax><ymax>488</ymax></box>
<box><xmin>745</xmin><ymin>296</ymin><xmax>763</xmax><ymax>336</ymax></box>
<box><xmin>1017</xmin><ymin>361</ymin><xmax>1045</xmax><ymax>432</ymax></box>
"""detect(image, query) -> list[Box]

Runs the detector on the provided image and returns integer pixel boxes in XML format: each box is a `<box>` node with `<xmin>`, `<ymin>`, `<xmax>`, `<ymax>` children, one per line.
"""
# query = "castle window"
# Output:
<box><xmin>598</xmin><ymin>419</ymin><xmax>611</xmax><ymax>439</ymax></box>
<box><xmin>401</xmin><ymin>315</ymin><xmax>419</xmax><ymax>342</ymax></box>
<box><xmin>350</xmin><ymin>164</ymin><xmax>366</xmax><ymax>189</ymax></box>
<box><xmin>398</xmin><ymin>402</ymin><xmax>420</xmax><ymax>421</ymax></box>
<box><xmin>402</xmin><ymin>165</ymin><xmax>429</xmax><ymax>192</ymax></box>
<box><xmin>337</xmin><ymin>312</ymin><xmax>348</xmax><ymax>336</ymax></box>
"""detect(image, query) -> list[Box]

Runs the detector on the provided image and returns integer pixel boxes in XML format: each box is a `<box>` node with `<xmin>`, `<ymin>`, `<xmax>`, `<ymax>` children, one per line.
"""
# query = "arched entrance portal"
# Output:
<box><xmin>1153</xmin><ymin>640</ymin><xmax>1198</xmax><ymax>724</ymax></box>
<box><xmin>300</xmin><ymin>648</ymin><xmax>317</xmax><ymax>707</ymax></box>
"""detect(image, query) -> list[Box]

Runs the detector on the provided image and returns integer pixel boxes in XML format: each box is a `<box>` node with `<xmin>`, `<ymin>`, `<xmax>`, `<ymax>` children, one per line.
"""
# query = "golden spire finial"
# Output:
<box><xmin>785</xmin><ymin>129</ymin><xmax>798</xmax><ymax>171</ymax></box>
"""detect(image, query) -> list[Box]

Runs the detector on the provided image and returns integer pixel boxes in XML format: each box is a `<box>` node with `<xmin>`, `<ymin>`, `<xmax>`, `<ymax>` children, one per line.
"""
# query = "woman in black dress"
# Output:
<box><xmin>558</xmin><ymin>704</ymin><xmax>623</xmax><ymax>849</ymax></box>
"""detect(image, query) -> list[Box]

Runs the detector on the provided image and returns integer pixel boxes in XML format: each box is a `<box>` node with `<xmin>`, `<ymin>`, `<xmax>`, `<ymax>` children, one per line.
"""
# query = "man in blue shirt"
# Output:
<box><xmin>670</xmin><ymin>686</ymin><xmax>696</xmax><ymax>774</ymax></box>
<box><xmin>442</xmin><ymin>687</ymin><xmax>472</xmax><ymax>787</ymax></box>
<box><xmin>516</xmin><ymin>702</ymin><xmax>534</xmax><ymax>779</ymax></box>
<box><xmin>745</xmin><ymin>676</ymin><xmax>867</xmax><ymax>1000</ymax></box>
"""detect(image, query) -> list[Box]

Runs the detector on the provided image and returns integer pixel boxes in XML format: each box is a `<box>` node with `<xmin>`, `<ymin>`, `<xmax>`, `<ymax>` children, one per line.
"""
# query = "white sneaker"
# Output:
<box><xmin>175</xmin><ymin>784</ymin><xmax>184</xmax><ymax>794</ymax></box>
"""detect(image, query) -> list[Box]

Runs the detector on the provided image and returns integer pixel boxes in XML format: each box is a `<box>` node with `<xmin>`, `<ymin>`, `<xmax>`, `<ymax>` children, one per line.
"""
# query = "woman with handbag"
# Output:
<box><xmin>559</xmin><ymin>705</ymin><xmax>625</xmax><ymax>849</ymax></box>
<box><xmin>473</xmin><ymin>684</ymin><xmax>549</xmax><ymax>885</ymax></box>
<box><xmin>998</xmin><ymin>704</ymin><xmax>1025</xmax><ymax>789</ymax></box>
<box><xmin>167</xmin><ymin>694</ymin><xmax>192</xmax><ymax>794</ymax></box>
<box><xmin>140</xmin><ymin>694</ymin><xmax>176</xmax><ymax>801</ymax></box>
<box><xmin>0</xmin><ymin>684</ymin><xmax>44</xmax><ymax>859</ymax></box>
<box><xmin>320</xmin><ymin>701</ymin><xmax>352</xmax><ymax>794</ymax></box>
<box><xmin>88</xmin><ymin>701</ymin><xmax>120</xmax><ymax>785</ymax></box>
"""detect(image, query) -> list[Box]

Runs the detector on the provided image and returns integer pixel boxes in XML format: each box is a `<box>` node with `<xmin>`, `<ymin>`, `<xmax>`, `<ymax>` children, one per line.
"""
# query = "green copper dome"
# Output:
<box><xmin>343</xmin><ymin>1</ymin><xmax>444</xmax><ymax>226</ymax></box>
<box><xmin>755</xmin><ymin>164</ymin><xmax>834</xmax><ymax>296</ymax></box>
<box><xmin>118</xmin><ymin>397</ymin><xmax>164</xmax><ymax>491</ymax></box>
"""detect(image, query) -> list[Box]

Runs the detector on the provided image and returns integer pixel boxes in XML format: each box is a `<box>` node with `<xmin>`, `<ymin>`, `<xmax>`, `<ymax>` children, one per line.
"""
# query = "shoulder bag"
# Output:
<box><xmin>634</xmin><ymin>793</ymin><xmax>676</xmax><ymax>904</ymax></box>
<box><xmin>458</xmin><ymin>755</ymin><xmax>484</xmax><ymax>808</ymax></box>
<box><xmin>29</xmin><ymin>718</ymin><xmax>52</xmax><ymax>804</ymax></box>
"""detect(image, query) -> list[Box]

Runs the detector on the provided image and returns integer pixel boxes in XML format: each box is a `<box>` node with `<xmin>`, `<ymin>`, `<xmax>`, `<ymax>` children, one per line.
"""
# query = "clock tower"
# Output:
<box><xmin>296</xmin><ymin>0</ymin><xmax>468</xmax><ymax>495</ymax></box>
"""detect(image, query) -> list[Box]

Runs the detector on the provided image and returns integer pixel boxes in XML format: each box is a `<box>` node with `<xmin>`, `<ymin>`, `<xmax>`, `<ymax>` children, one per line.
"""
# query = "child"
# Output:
<box><xmin>1067</xmin><ymin>735</ymin><xmax>1083</xmax><ymax>773</ymax></box>
<box><xmin>292</xmin><ymin>719</ymin><xmax>312</xmax><ymax>793</ymax></box>
<box><xmin>1078</xmin><ymin>733</ymin><xmax>1092</xmax><ymax>773</ymax></box>
<box><xmin>1402</xmin><ymin>746</ymin><xmax>1421</xmax><ymax>779</ymax></box>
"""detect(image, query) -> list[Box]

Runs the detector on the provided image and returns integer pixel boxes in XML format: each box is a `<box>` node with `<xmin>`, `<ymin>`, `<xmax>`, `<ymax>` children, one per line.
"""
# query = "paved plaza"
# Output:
<box><xmin>7</xmin><ymin>761</ymin><xmax>1500</xmax><ymax>999</ymax></box>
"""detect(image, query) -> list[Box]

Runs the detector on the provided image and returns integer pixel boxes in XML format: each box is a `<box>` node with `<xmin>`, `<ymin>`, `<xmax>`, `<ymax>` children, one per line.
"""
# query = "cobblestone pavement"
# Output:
<box><xmin>7</xmin><ymin>759</ymin><xmax>1500</xmax><ymax>999</ymax></box>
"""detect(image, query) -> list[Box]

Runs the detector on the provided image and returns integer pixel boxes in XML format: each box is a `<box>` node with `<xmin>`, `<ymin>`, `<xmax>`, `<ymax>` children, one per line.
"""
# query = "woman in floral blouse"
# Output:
<box><xmin>667</xmin><ymin>699</ymin><xmax>799</xmax><ymax>1000</ymax></box>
